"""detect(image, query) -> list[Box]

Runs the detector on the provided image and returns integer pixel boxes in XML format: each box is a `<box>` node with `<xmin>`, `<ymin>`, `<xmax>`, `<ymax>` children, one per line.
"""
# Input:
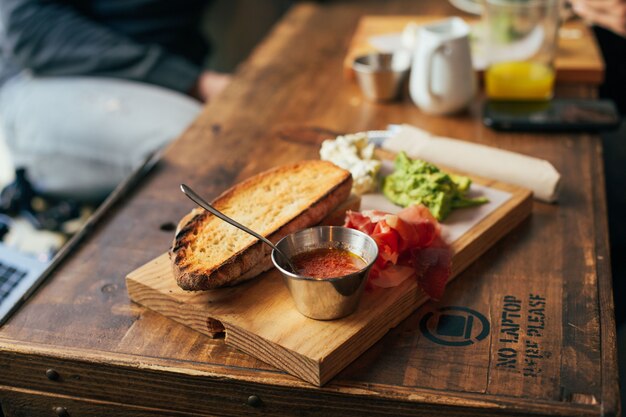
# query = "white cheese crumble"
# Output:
<box><xmin>320</xmin><ymin>132</ymin><xmax>381</xmax><ymax>195</ymax></box>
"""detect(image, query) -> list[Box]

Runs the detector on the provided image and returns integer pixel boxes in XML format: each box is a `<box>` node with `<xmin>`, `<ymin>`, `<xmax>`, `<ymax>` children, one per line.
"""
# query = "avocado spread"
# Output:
<box><xmin>382</xmin><ymin>152</ymin><xmax>488</xmax><ymax>221</ymax></box>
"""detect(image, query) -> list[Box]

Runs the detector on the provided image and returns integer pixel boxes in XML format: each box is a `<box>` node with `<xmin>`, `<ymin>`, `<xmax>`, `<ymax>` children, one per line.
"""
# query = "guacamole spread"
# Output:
<box><xmin>382</xmin><ymin>152</ymin><xmax>488</xmax><ymax>221</ymax></box>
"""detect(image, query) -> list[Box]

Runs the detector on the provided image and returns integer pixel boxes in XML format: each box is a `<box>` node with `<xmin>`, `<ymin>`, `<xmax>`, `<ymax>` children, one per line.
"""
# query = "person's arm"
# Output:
<box><xmin>0</xmin><ymin>0</ymin><xmax>202</xmax><ymax>92</ymax></box>
<box><xmin>571</xmin><ymin>0</ymin><xmax>626</xmax><ymax>37</ymax></box>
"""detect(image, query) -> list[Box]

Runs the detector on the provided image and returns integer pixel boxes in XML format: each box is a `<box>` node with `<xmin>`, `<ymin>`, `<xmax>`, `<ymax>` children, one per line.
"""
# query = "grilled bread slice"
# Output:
<box><xmin>170</xmin><ymin>161</ymin><xmax>352</xmax><ymax>291</ymax></box>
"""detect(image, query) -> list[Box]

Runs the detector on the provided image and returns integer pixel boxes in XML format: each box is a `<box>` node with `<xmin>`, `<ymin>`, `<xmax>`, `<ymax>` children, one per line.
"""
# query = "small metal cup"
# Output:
<box><xmin>352</xmin><ymin>51</ymin><xmax>411</xmax><ymax>101</ymax></box>
<box><xmin>272</xmin><ymin>226</ymin><xmax>378</xmax><ymax>320</ymax></box>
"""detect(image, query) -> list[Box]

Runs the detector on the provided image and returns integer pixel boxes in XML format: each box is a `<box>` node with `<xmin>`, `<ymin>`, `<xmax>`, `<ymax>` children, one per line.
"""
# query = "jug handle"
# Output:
<box><xmin>426</xmin><ymin>44</ymin><xmax>446</xmax><ymax>102</ymax></box>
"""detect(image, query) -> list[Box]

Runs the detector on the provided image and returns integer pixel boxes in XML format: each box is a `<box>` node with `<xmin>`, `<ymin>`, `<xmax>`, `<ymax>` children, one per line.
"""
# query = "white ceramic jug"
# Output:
<box><xmin>409</xmin><ymin>17</ymin><xmax>476</xmax><ymax>115</ymax></box>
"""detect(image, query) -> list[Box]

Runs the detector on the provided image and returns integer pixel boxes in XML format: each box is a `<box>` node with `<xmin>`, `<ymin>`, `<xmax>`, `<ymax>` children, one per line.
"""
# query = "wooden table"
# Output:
<box><xmin>0</xmin><ymin>1</ymin><xmax>619</xmax><ymax>416</ymax></box>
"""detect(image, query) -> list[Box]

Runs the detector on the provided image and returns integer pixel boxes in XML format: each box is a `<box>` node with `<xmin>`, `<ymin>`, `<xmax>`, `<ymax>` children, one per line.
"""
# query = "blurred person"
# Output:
<box><xmin>572</xmin><ymin>0</ymin><xmax>626</xmax><ymax>410</ymax></box>
<box><xmin>571</xmin><ymin>0</ymin><xmax>626</xmax><ymax>113</ymax></box>
<box><xmin>0</xmin><ymin>0</ymin><xmax>232</xmax><ymax>202</ymax></box>
<box><xmin>571</xmin><ymin>0</ymin><xmax>626</xmax><ymax>37</ymax></box>
<box><xmin>571</xmin><ymin>0</ymin><xmax>626</xmax><ymax>319</ymax></box>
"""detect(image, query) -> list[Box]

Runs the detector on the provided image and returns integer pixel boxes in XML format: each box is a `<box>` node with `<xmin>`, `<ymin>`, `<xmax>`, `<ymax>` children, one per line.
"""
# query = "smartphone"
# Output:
<box><xmin>483</xmin><ymin>99</ymin><xmax>621</xmax><ymax>132</ymax></box>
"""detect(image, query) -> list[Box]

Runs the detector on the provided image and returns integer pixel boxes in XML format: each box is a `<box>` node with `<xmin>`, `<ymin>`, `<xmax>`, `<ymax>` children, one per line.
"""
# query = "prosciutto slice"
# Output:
<box><xmin>345</xmin><ymin>204</ymin><xmax>451</xmax><ymax>299</ymax></box>
<box><xmin>412</xmin><ymin>244</ymin><xmax>451</xmax><ymax>300</ymax></box>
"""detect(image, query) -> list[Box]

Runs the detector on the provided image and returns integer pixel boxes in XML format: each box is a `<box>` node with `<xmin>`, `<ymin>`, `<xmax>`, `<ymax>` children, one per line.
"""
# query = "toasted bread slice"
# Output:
<box><xmin>170</xmin><ymin>161</ymin><xmax>352</xmax><ymax>290</ymax></box>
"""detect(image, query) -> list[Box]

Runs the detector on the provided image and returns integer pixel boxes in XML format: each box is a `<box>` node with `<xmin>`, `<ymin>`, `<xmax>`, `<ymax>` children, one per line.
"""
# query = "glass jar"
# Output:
<box><xmin>483</xmin><ymin>0</ymin><xmax>561</xmax><ymax>100</ymax></box>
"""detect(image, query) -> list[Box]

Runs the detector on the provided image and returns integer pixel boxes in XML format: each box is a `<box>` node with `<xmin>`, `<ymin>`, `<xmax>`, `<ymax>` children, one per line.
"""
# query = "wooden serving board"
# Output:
<box><xmin>126</xmin><ymin>174</ymin><xmax>532</xmax><ymax>387</ymax></box>
<box><xmin>344</xmin><ymin>16</ymin><xmax>604</xmax><ymax>84</ymax></box>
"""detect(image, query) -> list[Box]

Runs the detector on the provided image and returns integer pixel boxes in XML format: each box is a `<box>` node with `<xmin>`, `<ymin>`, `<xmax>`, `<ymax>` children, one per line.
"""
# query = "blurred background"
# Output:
<box><xmin>0</xmin><ymin>0</ymin><xmax>295</xmax><ymax>257</ymax></box>
<box><xmin>0</xmin><ymin>0</ymin><xmax>293</xmax><ymax>189</ymax></box>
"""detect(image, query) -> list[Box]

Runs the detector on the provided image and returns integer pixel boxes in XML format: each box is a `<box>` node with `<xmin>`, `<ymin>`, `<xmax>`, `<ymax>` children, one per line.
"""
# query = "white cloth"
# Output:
<box><xmin>382</xmin><ymin>124</ymin><xmax>561</xmax><ymax>202</ymax></box>
<box><xmin>0</xmin><ymin>74</ymin><xmax>202</xmax><ymax>201</ymax></box>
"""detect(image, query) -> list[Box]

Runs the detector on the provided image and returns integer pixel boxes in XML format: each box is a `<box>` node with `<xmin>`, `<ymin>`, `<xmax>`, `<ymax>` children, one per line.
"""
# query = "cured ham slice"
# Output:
<box><xmin>371</xmin><ymin>220</ymin><xmax>400</xmax><ymax>267</ymax></box>
<box><xmin>344</xmin><ymin>210</ymin><xmax>376</xmax><ymax>235</ymax></box>
<box><xmin>345</xmin><ymin>210</ymin><xmax>400</xmax><ymax>266</ymax></box>
<box><xmin>369</xmin><ymin>264</ymin><xmax>414</xmax><ymax>288</ymax></box>
<box><xmin>413</xmin><ymin>244</ymin><xmax>451</xmax><ymax>300</ymax></box>
<box><xmin>395</xmin><ymin>204</ymin><xmax>439</xmax><ymax>249</ymax></box>
<box><xmin>345</xmin><ymin>204</ymin><xmax>451</xmax><ymax>299</ymax></box>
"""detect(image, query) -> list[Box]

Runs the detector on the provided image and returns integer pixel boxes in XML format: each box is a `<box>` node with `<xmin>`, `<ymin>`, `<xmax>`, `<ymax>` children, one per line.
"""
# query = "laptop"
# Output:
<box><xmin>0</xmin><ymin>243</ymin><xmax>48</xmax><ymax>323</ymax></box>
<box><xmin>0</xmin><ymin>150</ymin><xmax>161</xmax><ymax>326</ymax></box>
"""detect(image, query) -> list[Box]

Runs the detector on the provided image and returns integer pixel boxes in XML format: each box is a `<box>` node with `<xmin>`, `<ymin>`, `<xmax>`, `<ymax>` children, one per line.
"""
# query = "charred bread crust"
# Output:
<box><xmin>171</xmin><ymin>178</ymin><xmax>352</xmax><ymax>290</ymax></box>
<box><xmin>170</xmin><ymin>161</ymin><xmax>352</xmax><ymax>291</ymax></box>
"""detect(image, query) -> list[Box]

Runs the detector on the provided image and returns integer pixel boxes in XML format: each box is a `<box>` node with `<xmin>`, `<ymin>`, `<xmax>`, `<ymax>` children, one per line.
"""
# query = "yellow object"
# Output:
<box><xmin>485</xmin><ymin>61</ymin><xmax>555</xmax><ymax>100</ymax></box>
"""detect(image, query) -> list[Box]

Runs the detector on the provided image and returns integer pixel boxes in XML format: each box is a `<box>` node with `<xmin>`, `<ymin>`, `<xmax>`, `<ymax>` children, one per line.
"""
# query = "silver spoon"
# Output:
<box><xmin>180</xmin><ymin>184</ymin><xmax>298</xmax><ymax>274</ymax></box>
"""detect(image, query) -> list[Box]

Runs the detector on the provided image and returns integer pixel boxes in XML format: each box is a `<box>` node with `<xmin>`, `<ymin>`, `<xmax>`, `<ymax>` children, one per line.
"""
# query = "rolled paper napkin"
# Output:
<box><xmin>382</xmin><ymin>124</ymin><xmax>561</xmax><ymax>202</ymax></box>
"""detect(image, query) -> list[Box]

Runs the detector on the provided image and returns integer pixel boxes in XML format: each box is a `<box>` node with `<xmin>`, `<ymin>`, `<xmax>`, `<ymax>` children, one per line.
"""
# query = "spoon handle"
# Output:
<box><xmin>180</xmin><ymin>184</ymin><xmax>297</xmax><ymax>272</ymax></box>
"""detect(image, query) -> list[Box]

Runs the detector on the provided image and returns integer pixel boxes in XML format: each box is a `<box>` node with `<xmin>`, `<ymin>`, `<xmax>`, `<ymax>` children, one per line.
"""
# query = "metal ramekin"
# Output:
<box><xmin>271</xmin><ymin>226</ymin><xmax>378</xmax><ymax>320</ymax></box>
<box><xmin>352</xmin><ymin>51</ymin><xmax>411</xmax><ymax>101</ymax></box>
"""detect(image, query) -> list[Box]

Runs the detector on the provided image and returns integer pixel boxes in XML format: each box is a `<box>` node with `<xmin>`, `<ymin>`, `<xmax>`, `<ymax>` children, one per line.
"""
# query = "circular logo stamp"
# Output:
<box><xmin>419</xmin><ymin>306</ymin><xmax>490</xmax><ymax>346</ymax></box>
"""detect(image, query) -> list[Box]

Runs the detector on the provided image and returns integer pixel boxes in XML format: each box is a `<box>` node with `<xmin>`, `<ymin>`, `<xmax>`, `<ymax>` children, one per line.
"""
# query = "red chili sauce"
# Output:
<box><xmin>292</xmin><ymin>248</ymin><xmax>366</xmax><ymax>279</ymax></box>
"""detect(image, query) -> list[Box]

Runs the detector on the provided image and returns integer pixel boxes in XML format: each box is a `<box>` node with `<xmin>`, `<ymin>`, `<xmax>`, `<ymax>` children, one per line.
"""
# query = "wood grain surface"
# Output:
<box><xmin>343</xmin><ymin>16</ymin><xmax>605</xmax><ymax>84</ymax></box>
<box><xmin>0</xmin><ymin>1</ymin><xmax>618</xmax><ymax>416</ymax></box>
<box><xmin>126</xmin><ymin>174</ymin><xmax>531</xmax><ymax>386</ymax></box>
